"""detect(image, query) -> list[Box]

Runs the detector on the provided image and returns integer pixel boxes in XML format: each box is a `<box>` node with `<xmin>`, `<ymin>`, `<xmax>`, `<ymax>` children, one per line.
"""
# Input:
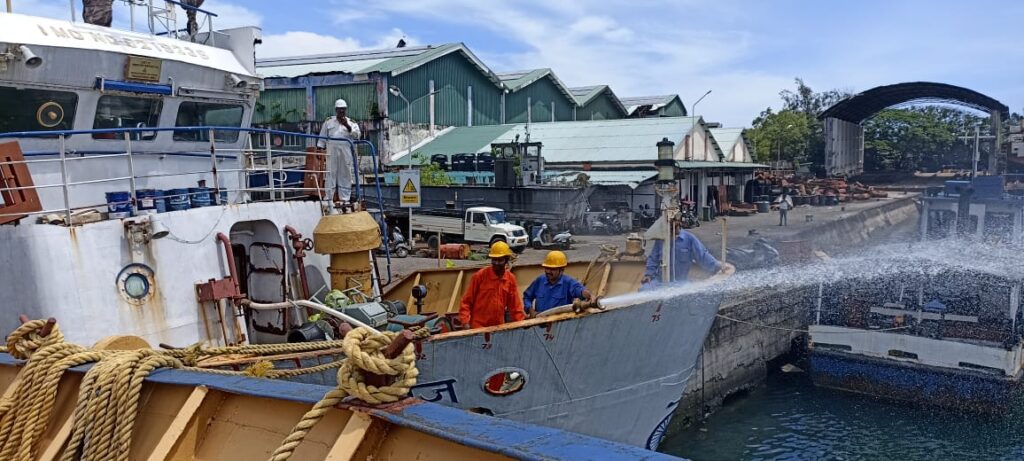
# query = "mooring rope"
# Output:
<box><xmin>0</xmin><ymin>319</ymin><xmax>419</xmax><ymax>461</ymax></box>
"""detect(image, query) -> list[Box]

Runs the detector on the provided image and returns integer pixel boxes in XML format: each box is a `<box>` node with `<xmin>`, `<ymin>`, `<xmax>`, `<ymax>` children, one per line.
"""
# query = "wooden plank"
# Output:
<box><xmin>146</xmin><ymin>386</ymin><xmax>210</xmax><ymax>461</ymax></box>
<box><xmin>445</xmin><ymin>270</ymin><xmax>465</xmax><ymax>314</ymax></box>
<box><xmin>0</xmin><ymin>142</ymin><xmax>43</xmax><ymax>225</ymax></box>
<box><xmin>597</xmin><ymin>264</ymin><xmax>612</xmax><ymax>298</ymax></box>
<box><xmin>37</xmin><ymin>414</ymin><xmax>74</xmax><ymax>461</ymax></box>
<box><xmin>324</xmin><ymin>411</ymin><xmax>376</xmax><ymax>461</ymax></box>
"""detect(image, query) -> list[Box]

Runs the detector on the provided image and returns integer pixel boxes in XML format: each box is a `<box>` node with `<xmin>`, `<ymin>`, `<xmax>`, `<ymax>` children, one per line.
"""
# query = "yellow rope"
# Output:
<box><xmin>267</xmin><ymin>328</ymin><xmax>419</xmax><ymax>461</ymax></box>
<box><xmin>0</xmin><ymin>320</ymin><xmax>419</xmax><ymax>461</ymax></box>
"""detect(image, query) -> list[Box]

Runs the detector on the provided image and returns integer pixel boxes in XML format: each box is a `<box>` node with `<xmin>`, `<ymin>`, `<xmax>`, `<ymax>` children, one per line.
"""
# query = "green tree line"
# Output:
<box><xmin>747</xmin><ymin>78</ymin><xmax>1021</xmax><ymax>173</ymax></box>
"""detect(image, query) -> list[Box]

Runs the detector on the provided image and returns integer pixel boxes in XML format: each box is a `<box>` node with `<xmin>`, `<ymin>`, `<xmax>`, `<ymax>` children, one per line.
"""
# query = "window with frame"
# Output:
<box><xmin>93</xmin><ymin>95</ymin><xmax>162</xmax><ymax>140</ymax></box>
<box><xmin>174</xmin><ymin>102</ymin><xmax>244</xmax><ymax>142</ymax></box>
<box><xmin>0</xmin><ymin>87</ymin><xmax>78</xmax><ymax>135</ymax></box>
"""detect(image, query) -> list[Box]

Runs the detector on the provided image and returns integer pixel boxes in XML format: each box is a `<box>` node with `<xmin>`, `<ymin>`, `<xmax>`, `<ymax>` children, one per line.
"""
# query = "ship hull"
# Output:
<box><xmin>810</xmin><ymin>349</ymin><xmax>1022</xmax><ymax>413</ymax></box>
<box><xmin>411</xmin><ymin>290</ymin><xmax>721</xmax><ymax>448</ymax></box>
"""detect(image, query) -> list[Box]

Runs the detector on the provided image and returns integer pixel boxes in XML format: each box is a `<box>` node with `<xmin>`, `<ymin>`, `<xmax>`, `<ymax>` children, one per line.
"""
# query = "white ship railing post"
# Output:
<box><xmin>124</xmin><ymin>132</ymin><xmax>137</xmax><ymax>215</ymax></box>
<box><xmin>58</xmin><ymin>134</ymin><xmax>71</xmax><ymax>225</ymax></box>
<box><xmin>239</xmin><ymin>133</ymin><xmax>250</xmax><ymax>203</ymax></box>
<box><xmin>264</xmin><ymin>131</ymin><xmax>274</xmax><ymax>201</ymax></box>
<box><xmin>208</xmin><ymin>128</ymin><xmax>220</xmax><ymax>204</ymax></box>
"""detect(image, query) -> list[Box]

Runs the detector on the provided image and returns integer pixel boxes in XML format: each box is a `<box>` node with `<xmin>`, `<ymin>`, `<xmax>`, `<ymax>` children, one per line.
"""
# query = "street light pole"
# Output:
<box><xmin>689</xmin><ymin>90</ymin><xmax>712</xmax><ymax>160</ymax></box>
<box><xmin>776</xmin><ymin>123</ymin><xmax>794</xmax><ymax>172</ymax></box>
<box><xmin>389</xmin><ymin>85</ymin><xmax>414</xmax><ymax>245</ymax></box>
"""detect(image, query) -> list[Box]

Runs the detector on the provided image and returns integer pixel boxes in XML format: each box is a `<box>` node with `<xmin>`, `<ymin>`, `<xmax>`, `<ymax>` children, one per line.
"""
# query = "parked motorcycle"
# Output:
<box><xmin>531</xmin><ymin>223</ymin><xmax>574</xmax><ymax>250</ymax></box>
<box><xmin>725</xmin><ymin>238</ymin><xmax>779</xmax><ymax>270</ymax></box>
<box><xmin>680</xmin><ymin>201</ymin><xmax>700</xmax><ymax>229</ymax></box>
<box><xmin>378</xmin><ymin>228</ymin><xmax>411</xmax><ymax>258</ymax></box>
<box><xmin>594</xmin><ymin>212</ymin><xmax>623</xmax><ymax>235</ymax></box>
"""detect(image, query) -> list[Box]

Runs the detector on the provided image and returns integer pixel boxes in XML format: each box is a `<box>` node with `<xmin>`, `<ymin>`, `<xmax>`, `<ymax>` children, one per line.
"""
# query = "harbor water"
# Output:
<box><xmin>660</xmin><ymin>371</ymin><xmax>1024</xmax><ymax>461</ymax></box>
<box><xmin>646</xmin><ymin>216</ymin><xmax>1024</xmax><ymax>461</ymax></box>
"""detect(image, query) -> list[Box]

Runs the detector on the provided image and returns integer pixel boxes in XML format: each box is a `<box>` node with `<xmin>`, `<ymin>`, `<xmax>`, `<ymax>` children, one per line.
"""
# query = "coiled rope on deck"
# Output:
<box><xmin>268</xmin><ymin>327</ymin><xmax>418</xmax><ymax>461</ymax></box>
<box><xmin>0</xmin><ymin>319</ymin><xmax>419</xmax><ymax>461</ymax></box>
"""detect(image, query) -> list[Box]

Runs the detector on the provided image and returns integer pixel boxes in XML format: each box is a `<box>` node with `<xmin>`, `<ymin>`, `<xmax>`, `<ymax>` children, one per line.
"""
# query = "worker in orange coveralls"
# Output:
<box><xmin>458</xmin><ymin>241</ymin><xmax>526</xmax><ymax>329</ymax></box>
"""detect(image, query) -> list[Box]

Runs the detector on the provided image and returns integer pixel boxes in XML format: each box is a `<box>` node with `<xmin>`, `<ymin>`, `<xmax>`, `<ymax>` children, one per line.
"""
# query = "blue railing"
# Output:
<box><xmin>0</xmin><ymin>124</ymin><xmax>395</xmax><ymax>285</ymax></box>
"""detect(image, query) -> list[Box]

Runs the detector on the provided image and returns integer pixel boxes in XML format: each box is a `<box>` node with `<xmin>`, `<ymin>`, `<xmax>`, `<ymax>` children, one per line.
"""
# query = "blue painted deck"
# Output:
<box><xmin>810</xmin><ymin>350</ymin><xmax>1022</xmax><ymax>413</ymax></box>
<box><xmin>0</xmin><ymin>354</ymin><xmax>683</xmax><ymax>461</ymax></box>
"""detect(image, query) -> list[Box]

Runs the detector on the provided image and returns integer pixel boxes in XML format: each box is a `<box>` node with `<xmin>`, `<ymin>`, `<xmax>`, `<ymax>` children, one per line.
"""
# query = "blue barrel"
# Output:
<box><xmin>135</xmin><ymin>189</ymin><xmax>164</xmax><ymax>213</ymax></box>
<box><xmin>208</xmin><ymin>188</ymin><xmax>228</xmax><ymax>205</ymax></box>
<box><xmin>166</xmin><ymin>188</ymin><xmax>191</xmax><ymax>211</ymax></box>
<box><xmin>105</xmin><ymin>191</ymin><xmax>132</xmax><ymax>214</ymax></box>
<box><xmin>189</xmin><ymin>187</ymin><xmax>212</xmax><ymax>208</ymax></box>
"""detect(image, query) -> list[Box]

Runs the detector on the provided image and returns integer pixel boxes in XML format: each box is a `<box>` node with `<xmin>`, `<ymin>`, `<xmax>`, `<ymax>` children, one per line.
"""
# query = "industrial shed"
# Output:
<box><xmin>622</xmin><ymin>95</ymin><xmax>687</xmax><ymax>118</ymax></box>
<box><xmin>497</xmin><ymin>68</ymin><xmax>577</xmax><ymax>123</ymax></box>
<box><xmin>569</xmin><ymin>85</ymin><xmax>629</xmax><ymax>120</ymax></box>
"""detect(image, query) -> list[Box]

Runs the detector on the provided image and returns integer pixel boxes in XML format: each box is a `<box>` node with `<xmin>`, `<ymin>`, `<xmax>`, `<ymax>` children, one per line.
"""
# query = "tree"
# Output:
<box><xmin>748</xmin><ymin>78</ymin><xmax>851</xmax><ymax>167</ymax></box>
<box><xmin>411</xmin><ymin>153</ymin><xmax>451</xmax><ymax>186</ymax></box>
<box><xmin>863</xmin><ymin>107</ymin><xmax>982</xmax><ymax>172</ymax></box>
<box><xmin>748</xmin><ymin>109</ymin><xmax>811</xmax><ymax>163</ymax></box>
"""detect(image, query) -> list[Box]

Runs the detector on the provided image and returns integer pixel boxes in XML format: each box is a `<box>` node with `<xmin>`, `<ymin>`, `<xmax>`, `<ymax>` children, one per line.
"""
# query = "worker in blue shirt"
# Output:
<box><xmin>523</xmin><ymin>251</ymin><xmax>593</xmax><ymax>317</ymax></box>
<box><xmin>642</xmin><ymin>217</ymin><xmax>722</xmax><ymax>287</ymax></box>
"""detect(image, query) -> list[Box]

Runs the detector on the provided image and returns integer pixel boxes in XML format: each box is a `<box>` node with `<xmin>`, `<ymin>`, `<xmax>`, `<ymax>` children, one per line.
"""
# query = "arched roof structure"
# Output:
<box><xmin>820</xmin><ymin>82</ymin><xmax>1009</xmax><ymax>123</ymax></box>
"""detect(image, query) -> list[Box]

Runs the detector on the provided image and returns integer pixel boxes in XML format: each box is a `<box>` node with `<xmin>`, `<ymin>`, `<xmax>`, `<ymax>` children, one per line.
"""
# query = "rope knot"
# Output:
<box><xmin>5</xmin><ymin>319</ymin><xmax>64</xmax><ymax>360</ymax></box>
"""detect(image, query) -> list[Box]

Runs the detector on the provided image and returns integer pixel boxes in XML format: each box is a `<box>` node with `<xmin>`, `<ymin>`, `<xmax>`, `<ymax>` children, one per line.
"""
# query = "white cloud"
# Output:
<box><xmin>257</xmin><ymin>29</ymin><xmax>418</xmax><ymax>59</ymax></box>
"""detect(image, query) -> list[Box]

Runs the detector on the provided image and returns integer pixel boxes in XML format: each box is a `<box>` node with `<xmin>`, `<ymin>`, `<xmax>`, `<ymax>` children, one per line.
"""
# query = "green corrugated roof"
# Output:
<box><xmin>256</xmin><ymin>43</ymin><xmax>503</xmax><ymax>85</ymax></box>
<box><xmin>621</xmin><ymin>95</ymin><xmax>686</xmax><ymax>116</ymax></box>
<box><xmin>569</xmin><ymin>85</ymin><xmax>628</xmax><ymax>118</ymax></box>
<box><xmin>496</xmin><ymin>68</ymin><xmax>576</xmax><ymax>102</ymax></box>
<box><xmin>394</xmin><ymin>117</ymin><xmax>724</xmax><ymax>165</ymax></box>
<box><xmin>676</xmin><ymin>160</ymin><xmax>766</xmax><ymax>169</ymax></box>
<box><xmin>544</xmin><ymin>170</ymin><xmax>658</xmax><ymax>189</ymax></box>
<box><xmin>393</xmin><ymin>124</ymin><xmax>519</xmax><ymax>166</ymax></box>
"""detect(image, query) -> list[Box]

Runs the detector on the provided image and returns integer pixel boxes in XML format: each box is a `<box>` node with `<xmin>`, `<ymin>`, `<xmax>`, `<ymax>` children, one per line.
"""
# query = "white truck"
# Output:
<box><xmin>409</xmin><ymin>206</ymin><xmax>529</xmax><ymax>253</ymax></box>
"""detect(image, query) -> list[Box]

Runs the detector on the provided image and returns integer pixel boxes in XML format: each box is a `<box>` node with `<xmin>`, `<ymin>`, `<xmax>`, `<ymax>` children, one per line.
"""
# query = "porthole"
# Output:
<box><xmin>482</xmin><ymin>367</ymin><xmax>528</xmax><ymax>396</ymax></box>
<box><xmin>116</xmin><ymin>263</ymin><xmax>156</xmax><ymax>305</ymax></box>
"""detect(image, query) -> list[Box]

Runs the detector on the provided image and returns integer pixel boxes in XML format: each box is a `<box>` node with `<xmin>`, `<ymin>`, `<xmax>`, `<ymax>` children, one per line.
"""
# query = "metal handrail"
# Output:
<box><xmin>0</xmin><ymin>126</ymin><xmax>387</xmax><ymax>243</ymax></box>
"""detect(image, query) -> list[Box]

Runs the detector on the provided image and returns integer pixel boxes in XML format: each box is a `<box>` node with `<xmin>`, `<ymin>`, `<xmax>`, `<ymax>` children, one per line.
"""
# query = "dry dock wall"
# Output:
<box><xmin>671</xmin><ymin>196</ymin><xmax>919</xmax><ymax>429</ymax></box>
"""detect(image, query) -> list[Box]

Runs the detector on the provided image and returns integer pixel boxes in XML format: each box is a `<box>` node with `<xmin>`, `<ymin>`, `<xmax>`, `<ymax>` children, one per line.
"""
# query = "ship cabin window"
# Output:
<box><xmin>173</xmin><ymin>102</ymin><xmax>244</xmax><ymax>143</ymax></box>
<box><xmin>92</xmin><ymin>95</ymin><xmax>162</xmax><ymax>140</ymax></box>
<box><xmin>0</xmin><ymin>87</ymin><xmax>77</xmax><ymax>135</ymax></box>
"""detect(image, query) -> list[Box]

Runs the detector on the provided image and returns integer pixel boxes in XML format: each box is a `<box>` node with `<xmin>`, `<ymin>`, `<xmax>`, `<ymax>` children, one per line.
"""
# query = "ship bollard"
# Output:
<box><xmin>362</xmin><ymin>329</ymin><xmax>415</xmax><ymax>388</ymax></box>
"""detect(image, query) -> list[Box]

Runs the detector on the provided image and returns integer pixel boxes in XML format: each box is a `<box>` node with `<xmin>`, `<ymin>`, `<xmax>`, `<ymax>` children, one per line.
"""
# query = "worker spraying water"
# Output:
<box><xmin>641</xmin><ymin>216</ymin><xmax>731</xmax><ymax>290</ymax></box>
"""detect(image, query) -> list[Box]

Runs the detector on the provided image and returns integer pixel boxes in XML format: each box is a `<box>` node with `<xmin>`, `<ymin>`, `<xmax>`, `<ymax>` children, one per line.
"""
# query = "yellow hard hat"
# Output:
<box><xmin>488</xmin><ymin>241</ymin><xmax>513</xmax><ymax>258</ymax></box>
<box><xmin>542</xmin><ymin>250</ymin><xmax>568</xmax><ymax>268</ymax></box>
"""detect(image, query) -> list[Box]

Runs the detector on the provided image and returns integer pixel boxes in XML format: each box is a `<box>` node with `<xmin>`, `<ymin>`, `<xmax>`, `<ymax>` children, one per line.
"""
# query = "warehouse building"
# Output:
<box><xmin>622</xmin><ymin>95</ymin><xmax>688</xmax><ymax>118</ymax></box>
<box><xmin>569</xmin><ymin>85</ymin><xmax>629</xmax><ymax>120</ymax></box>
<box><xmin>497</xmin><ymin>68</ymin><xmax>577</xmax><ymax>123</ymax></box>
<box><xmin>255</xmin><ymin>43</ymin><xmax>504</xmax><ymax>159</ymax></box>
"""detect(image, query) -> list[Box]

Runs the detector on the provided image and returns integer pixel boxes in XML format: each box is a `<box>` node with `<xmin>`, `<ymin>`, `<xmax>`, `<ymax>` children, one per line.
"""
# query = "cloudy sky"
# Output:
<box><xmin>16</xmin><ymin>0</ymin><xmax>1023</xmax><ymax>126</ymax></box>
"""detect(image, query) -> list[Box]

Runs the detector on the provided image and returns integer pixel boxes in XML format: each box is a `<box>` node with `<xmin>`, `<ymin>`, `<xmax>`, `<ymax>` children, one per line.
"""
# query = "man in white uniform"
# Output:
<box><xmin>317</xmin><ymin>99</ymin><xmax>361</xmax><ymax>207</ymax></box>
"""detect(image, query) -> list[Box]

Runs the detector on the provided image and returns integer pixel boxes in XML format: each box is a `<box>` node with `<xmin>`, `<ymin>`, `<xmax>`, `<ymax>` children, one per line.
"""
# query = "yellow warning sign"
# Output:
<box><xmin>399</xmin><ymin>170</ymin><xmax>421</xmax><ymax>208</ymax></box>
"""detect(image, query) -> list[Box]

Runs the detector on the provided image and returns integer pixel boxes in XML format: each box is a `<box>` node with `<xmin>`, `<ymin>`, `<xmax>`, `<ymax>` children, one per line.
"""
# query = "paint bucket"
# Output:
<box><xmin>189</xmin><ymin>187</ymin><xmax>212</xmax><ymax>208</ymax></box>
<box><xmin>208</xmin><ymin>188</ymin><xmax>228</xmax><ymax>205</ymax></box>
<box><xmin>135</xmin><ymin>189</ymin><xmax>164</xmax><ymax>213</ymax></box>
<box><xmin>105</xmin><ymin>191</ymin><xmax>133</xmax><ymax>215</ymax></box>
<box><xmin>166</xmin><ymin>188</ymin><xmax>191</xmax><ymax>211</ymax></box>
<box><xmin>756</xmin><ymin>201</ymin><xmax>770</xmax><ymax>213</ymax></box>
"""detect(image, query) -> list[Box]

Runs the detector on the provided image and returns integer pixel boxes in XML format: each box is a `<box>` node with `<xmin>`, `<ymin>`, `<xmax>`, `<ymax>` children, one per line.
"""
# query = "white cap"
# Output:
<box><xmin>334</xmin><ymin>99</ymin><xmax>348</xmax><ymax>108</ymax></box>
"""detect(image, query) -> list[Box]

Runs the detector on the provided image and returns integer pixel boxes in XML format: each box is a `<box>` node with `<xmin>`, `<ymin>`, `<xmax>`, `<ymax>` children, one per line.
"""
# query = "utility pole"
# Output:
<box><xmin>957</xmin><ymin>123</ymin><xmax>996</xmax><ymax>179</ymax></box>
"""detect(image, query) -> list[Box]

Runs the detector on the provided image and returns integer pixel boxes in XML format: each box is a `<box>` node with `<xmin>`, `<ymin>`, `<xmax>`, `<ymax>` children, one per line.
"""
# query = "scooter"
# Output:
<box><xmin>531</xmin><ymin>223</ymin><xmax>574</xmax><ymax>250</ymax></box>
<box><xmin>726</xmin><ymin>238</ymin><xmax>779</xmax><ymax>270</ymax></box>
<box><xmin>378</xmin><ymin>229</ymin><xmax>411</xmax><ymax>258</ymax></box>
